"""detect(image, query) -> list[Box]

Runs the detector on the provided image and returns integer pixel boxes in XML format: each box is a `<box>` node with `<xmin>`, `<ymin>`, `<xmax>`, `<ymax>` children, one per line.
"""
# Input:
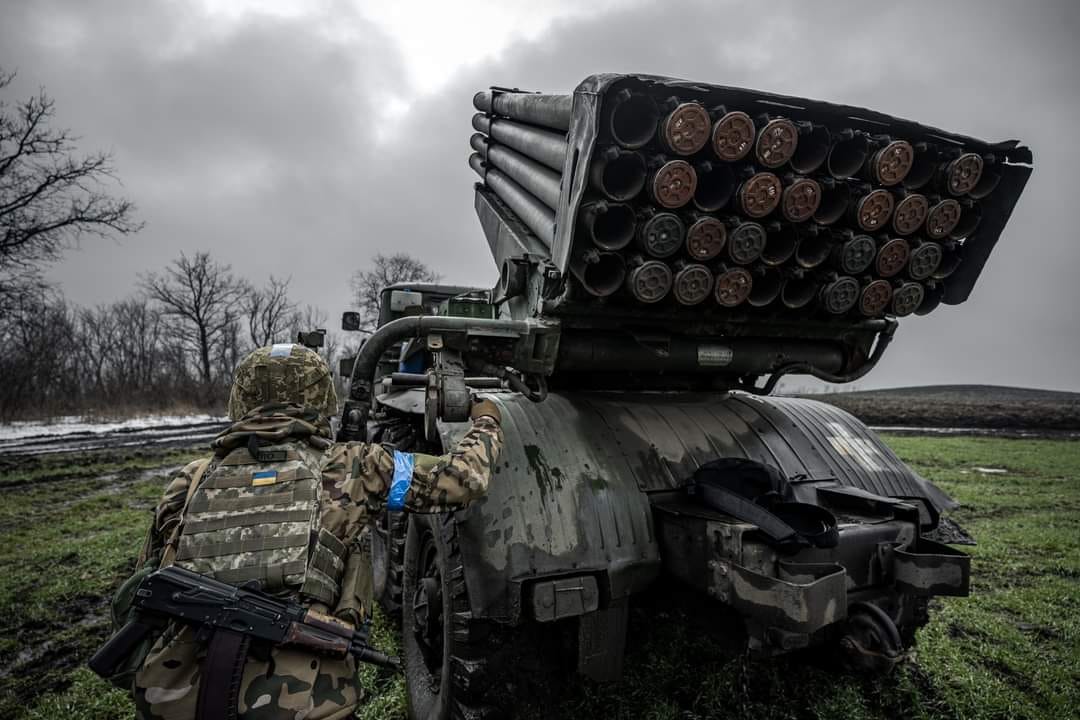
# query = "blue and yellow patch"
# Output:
<box><xmin>251</xmin><ymin>470</ymin><xmax>278</xmax><ymax>487</ymax></box>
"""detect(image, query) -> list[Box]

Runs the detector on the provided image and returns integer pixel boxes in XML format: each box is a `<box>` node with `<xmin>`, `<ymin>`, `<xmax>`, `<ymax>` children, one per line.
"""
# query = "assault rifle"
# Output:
<box><xmin>89</xmin><ymin>565</ymin><xmax>399</xmax><ymax>680</ymax></box>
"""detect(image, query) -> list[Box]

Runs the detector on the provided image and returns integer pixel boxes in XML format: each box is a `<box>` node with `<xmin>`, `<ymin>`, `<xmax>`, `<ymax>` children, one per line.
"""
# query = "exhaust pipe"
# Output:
<box><xmin>853</xmin><ymin>187</ymin><xmax>895</xmax><ymax>232</ymax></box>
<box><xmin>693</xmin><ymin>161</ymin><xmax>736</xmax><ymax>212</ymax></box>
<box><xmin>590</xmin><ymin>147</ymin><xmax>648</xmax><ymax>201</ymax></box>
<box><xmin>781</xmin><ymin>176</ymin><xmax>822</xmax><ymax>223</ymax></box>
<box><xmin>790</xmin><ymin>122</ymin><xmax>830</xmax><ymax>174</ymax></box>
<box><xmin>710</xmin><ymin>109</ymin><xmax>755</xmax><ymax>162</ymax></box>
<box><xmin>471</xmin><ymin>114</ymin><xmax>567</xmax><ymax>172</ymax></box>
<box><xmin>469</xmin><ymin>153</ymin><xmax>554</xmax><ymax>246</ymax></box>
<box><xmin>891</xmin><ymin>192</ymin><xmax>929</xmax><ymax>236</ymax></box>
<box><xmin>714</xmin><ymin>266</ymin><xmax>754</xmax><ymax>307</ymax></box>
<box><xmin>820</xmin><ymin>275</ymin><xmax>860</xmax><ymax>315</ymax></box>
<box><xmin>686</xmin><ymin>215</ymin><xmax>727</xmax><ymax>261</ymax></box>
<box><xmin>916</xmin><ymin>281</ymin><xmax>945</xmax><ymax>315</ymax></box>
<box><xmin>875</xmin><ymin>237</ymin><xmax>911</xmax><ymax>278</ymax></box>
<box><xmin>727</xmin><ymin>220</ymin><xmax>767</xmax><ymax>265</ymax></box>
<box><xmin>891</xmin><ymin>281</ymin><xmax>925</xmax><ymax>317</ymax></box>
<box><xmin>625</xmin><ymin>255</ymin><xmax>673</xmax><ymax>304</ymax></box>
<box><xmin>571</xmin><ymin>248</ymin><xmax>626</xmax><ymax>297</ymax></box>
<box><xmin>944</xmin><ymin>152</ymin><xmax>984</xmax><ymax>196</ymax></box>
<box><xmin>907</xmin><ymin>240</ymin><xmax>943</xmax><ymax>281</ymax></box>
<box><xmin>868</xmin><ymin>139</ymin><xmax>914</xmax><ymax>186</ymax></box>
<box><xmin>737</xmin><ymin>171</ymin><xmax>782</xmax><ymax>218</ymax></box>
<box><xmin>926</xmin><ymin>197</ymin><xmax>962</xmax><ymax>239</ymax></box>
<box><xmin>859</xmin><ymin>279</ymin><xmax>893</xmax><ymax>317</ymax></box>
<box><xmin>755</xmin><ymin>116</ymin><xmax>799</xmax><ymax>168</ymax></box>
<box><xmin>672</xmin><ymin>260</ymin><xmax>714</xmax><ymax>306</ymax></box>
<box><xmin>813</xmin><ymin>178</ymin><xmax>849</xmax><ymax>225</ymax></box>
<box><xmin>659</xmin><ymin>99</ymin><xmax>711</xmax><ymax>156</ymax></box>
<box><xmin>902</xmin><ymin>142</ymin><xmax>940</xmax><ymax>190</ymax></box>
<box><xmin>637</xmin><ymin>210</ymin><xmax>685</xmax><ymax>258</ymax></box>
<box><xmin>604</xmin><ymin>89</ymin><xmax>660</xmax><ymax>149</ymax></box>
<box><xmin>780</xmin><ymin>270</ymin><xmax>818</xmax><ymax>309</ymax></box>
<box><xmin>833</xmin><ymin>232</ymin><xmax>877</xmax><ymax>275</ymax></box>
<box><xmin>747</xmin><ymin>266</ymin><xmax>782</xmax><ymax>307</ymax></box>
<box><xmin>470</xmin><ymin>133</ymin><xmax>561</xmax><ymax>209</ymax></box>
<box><xmin>827</xmin><ymin>129</ymin><xmax>869</xmax><ymax>179</ymax></box>
<box><xmin>648</xmin><ymin>158</ymin><xmax>697</xmax><ymax>209</ymax></box>
<box><xmin>761</xmin><ymin>222</ymin><xmax>798</xmax><ymax>266</ymax></box>
<box><xmin>580</xmin><ymin>201</ymin><xmax>636</xmax><ymax>251</ymax></box>
<box><xmin>794</xmin><ymin>227</ymin><xmax>833</xmax><ymax>269</ymax></box>
<box><xmin>473</xmin><ymin>90</ymin><xmax>572</xmax><ymax>132</ymax></box>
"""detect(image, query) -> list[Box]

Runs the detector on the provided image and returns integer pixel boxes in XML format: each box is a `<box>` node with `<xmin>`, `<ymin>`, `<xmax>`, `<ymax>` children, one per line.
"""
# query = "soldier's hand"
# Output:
<box><xmin>470</xmin><ymin>395</ymin><xmax>501</xmax><ymax>424</ymax></box>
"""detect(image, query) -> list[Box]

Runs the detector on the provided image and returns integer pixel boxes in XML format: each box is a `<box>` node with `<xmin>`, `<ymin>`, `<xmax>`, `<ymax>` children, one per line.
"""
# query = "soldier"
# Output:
<box><xmin>122</xmin><ymin>343</ymin><xmax>503</xmax><ymax>720</ymax></box>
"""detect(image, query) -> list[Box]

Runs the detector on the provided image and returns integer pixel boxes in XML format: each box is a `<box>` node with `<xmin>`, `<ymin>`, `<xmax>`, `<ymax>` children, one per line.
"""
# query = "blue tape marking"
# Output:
<box><xmin>387</xmin><ymin>451</ymin><xmax>414</xmax><ymax>511</ymax></box>
<box><xmin>252</xmin><ymin>470</ymin><xmax>278</xmax><ymax>480</ymax></box>
<box><xmin>269</xmin><ymin>343</ymin><xmax>293</xmax><ymax>358</ymax></box>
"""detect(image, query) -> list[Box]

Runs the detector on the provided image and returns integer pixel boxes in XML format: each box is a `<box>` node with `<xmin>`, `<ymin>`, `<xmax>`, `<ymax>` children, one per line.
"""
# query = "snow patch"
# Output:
<box><xmin>0</xmin><ymin>414</ymin><xmax>227</xmax><ymax>441</ymax></box>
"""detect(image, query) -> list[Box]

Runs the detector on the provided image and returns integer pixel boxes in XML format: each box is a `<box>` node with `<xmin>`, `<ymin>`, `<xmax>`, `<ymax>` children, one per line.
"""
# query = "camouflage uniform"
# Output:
<box><xmin>129</xmin><ymin>344</ymin><xmax>503</xmax><ymax>720</ymax></box>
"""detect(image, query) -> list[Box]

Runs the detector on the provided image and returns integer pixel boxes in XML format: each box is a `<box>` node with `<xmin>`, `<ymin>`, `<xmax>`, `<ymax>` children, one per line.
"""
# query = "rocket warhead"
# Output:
<box><xmin>714</xmin><ymin>266</ymin><xmax>754</xmax><ymax>307</ymax></box>
<box><xmin>711</xmin><ymin>110</ymin><xmax>755</xmax><ymax>162</ymax></box>
<box><xmin>926</xmin><ymin>198</ymin><xmax>962</xmax><ymax>239</ymax></box>
<box><xmin>686</xmin><ymin>216</ymin><xmax>727</xmax><ymax>261</ymax></box>
<box><xmin>907</xmin><ymin>241</ymin><xmax>944</xmax><ymax>281</ymax></box>
<box><xmin>892</xmin><ymin>193</ymin><xmax>929</xmax><ymax>236</ymax></box>
<box><xmin>738</xmin><ymin>172</ymin><xmax>782</xmax><ymax>218</ymax></box>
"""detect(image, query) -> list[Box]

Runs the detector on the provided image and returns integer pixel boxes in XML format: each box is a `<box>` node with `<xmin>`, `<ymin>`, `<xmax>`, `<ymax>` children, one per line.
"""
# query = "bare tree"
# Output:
<box><xmin>243</xmin><ymin>275</ymin><xmax>295</xmax><ymax>347</ymax></box>
<box><xmin>0</xmin><ymin>68</ymin><xmax>141</xmax><ymax>311</ymax></box>
<box><xmin>141</xmin><ymin>252</ymin><xmax>247</xmax><ymax>387</ymax></box>
<box><xmin>349</xmin><ymin>253</ymin><xmax>438</xmax><ymax>334</ymax></box>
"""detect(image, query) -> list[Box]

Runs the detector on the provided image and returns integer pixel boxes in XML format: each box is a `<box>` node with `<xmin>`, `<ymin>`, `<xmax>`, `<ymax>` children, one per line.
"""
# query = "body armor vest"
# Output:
<box><xmin>173</xmin><ymin>440</ymin><xmax>346</xmax><ymax>606</ymax></box>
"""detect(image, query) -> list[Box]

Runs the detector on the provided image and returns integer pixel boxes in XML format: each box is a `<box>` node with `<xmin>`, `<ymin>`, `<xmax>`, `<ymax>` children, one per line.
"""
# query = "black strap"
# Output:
<box><xmin>695</xmin><ymin>482</ymin><xmax>805</xmax><ymax>549</ymax></box>
<box><xmin>197</xmin><ymin>629</ymin><xmax>250</xmax><ymax>720</ymax></box>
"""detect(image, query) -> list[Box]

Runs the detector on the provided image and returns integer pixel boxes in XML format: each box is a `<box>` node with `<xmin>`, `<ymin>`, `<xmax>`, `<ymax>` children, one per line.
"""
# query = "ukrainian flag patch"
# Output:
<box><xmin>252</xmin><ymin>470</ymin><xmax>278</xmax><ymax>486</ymax></box>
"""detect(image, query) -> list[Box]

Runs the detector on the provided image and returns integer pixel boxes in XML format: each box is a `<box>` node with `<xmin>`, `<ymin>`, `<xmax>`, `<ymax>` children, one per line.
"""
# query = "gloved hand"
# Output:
<box><xmin>469</xmin><ymin>395</ymin><xmax>501</xmax><ymax>424</ymax></box>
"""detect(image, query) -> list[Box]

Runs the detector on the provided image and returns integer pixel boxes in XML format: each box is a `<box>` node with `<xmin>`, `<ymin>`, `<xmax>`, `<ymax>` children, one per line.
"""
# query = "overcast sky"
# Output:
<box><xmin>2</xmin><ymin>0</ymin><xmax>1078</xmax><ymax>391</ymax></box>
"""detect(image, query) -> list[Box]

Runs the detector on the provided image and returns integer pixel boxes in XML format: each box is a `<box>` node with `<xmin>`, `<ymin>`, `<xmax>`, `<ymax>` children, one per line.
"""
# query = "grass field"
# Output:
<box><xmin>1</xmin><ymin>435</ymin><xmax>1077</xmax><ymax>720</ymax></box>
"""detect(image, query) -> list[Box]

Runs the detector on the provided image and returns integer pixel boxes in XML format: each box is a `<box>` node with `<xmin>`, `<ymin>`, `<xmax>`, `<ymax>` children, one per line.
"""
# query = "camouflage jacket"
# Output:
<box><xmin>132</xmin><ymin>403</ymin><xmax>502</xmax><ymax>720</ymax></box>
<box><xmin>143</xmin><ymin>403</ymin><xmax>503</xmax><ymax>569</ymax></box>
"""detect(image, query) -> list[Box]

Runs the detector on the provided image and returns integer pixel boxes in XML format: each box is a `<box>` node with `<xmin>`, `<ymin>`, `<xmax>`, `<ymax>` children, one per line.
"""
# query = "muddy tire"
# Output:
<box><xmin>372</xmin><ymin>509</ymin><xmax>407</xmax><ymax>615</ymax></box>
<box><xmin>403</xmin><ymin>513</ymin><xmax>506</xmax><ymax>720</ymax></box>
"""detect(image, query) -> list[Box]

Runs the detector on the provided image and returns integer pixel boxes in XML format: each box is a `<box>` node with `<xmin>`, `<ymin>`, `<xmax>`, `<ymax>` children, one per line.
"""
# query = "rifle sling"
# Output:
<box><xmin>197</xmin><ymin>629</ymin><xmax>250</xmax><ymax>720</ymax></box>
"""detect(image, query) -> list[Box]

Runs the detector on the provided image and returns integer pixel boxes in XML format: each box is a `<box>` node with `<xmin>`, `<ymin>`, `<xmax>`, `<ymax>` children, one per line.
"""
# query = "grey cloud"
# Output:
<box><xmin>2</xmin><ymin>0</ymin><xmax>1078</xmax><ymax>390</ymax></box>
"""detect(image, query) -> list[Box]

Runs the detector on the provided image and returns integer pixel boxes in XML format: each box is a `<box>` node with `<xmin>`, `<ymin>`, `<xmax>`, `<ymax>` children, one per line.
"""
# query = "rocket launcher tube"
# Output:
<box><xmin>471</xmin><ymin>134</ymin><xmax>562</xmax><ymax>210</ymax></box>
<box><xmin>473</xmin><ymin>91</ymin><xmax>572</xmax><ymax>131</ymax></box>
<box><xmin>471</xmin><ymin>114</ymin><xmax>568</xmax><ymax>172</ymax></box>
<box><xmin>469</xmin><ymin>153</ymin><xmax>555</xmax><ymax>246</ymax></box>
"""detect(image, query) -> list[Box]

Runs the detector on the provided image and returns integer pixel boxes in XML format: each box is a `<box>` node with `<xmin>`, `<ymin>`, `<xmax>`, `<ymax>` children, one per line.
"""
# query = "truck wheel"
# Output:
<box><xmin>372</xmin><ymin>509</ymin><xmax>407</xmax><ymax>615</ymax></box>
<box><xmin>402</xmin><ymin>513</ymin><xmax>501</xmax><ymax>720</ymax></box>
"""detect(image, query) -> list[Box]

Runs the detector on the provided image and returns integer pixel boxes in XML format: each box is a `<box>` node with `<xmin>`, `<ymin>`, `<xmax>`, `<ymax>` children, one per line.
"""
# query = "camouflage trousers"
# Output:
<box><xmin>133</xmin><ymin>625</ymin><xmax>359</xmax><ymax>720</ymax></box>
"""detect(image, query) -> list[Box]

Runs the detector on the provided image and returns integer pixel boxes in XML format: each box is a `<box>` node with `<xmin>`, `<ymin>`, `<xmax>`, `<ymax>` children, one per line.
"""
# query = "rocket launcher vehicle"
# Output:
<box><xmin>466</xmin><ymin>74</ymin><xmax>1031</xmax><ymax>393</ymax></box>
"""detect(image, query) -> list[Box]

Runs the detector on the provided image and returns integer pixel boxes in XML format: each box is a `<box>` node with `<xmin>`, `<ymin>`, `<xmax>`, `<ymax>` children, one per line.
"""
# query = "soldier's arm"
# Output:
<box><xmin>330</xmin><ymin>401</ymin><xmax>503</xmax><ymax>516</ymax></box>
<box><xmin>400</xmin><ymin>414</ymin><xmax>503</xmax><ymax>512</ymax></box>
<box><xmin>136</xmin><ymin>460</ymin><xmax>203</xmax><ymax>567</ymax></box>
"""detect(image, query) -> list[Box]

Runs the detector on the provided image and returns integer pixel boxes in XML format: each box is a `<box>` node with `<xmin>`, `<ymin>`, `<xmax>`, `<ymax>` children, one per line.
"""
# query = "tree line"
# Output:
<box><xmin>1</xmin><ymin>67</ymin><xmax>439</xmax><ymax>421</ymax></box>
<box><xmin>0</xmin><ymin>252</ymin><xmax>334</xmax><ymax>420</ymax></box>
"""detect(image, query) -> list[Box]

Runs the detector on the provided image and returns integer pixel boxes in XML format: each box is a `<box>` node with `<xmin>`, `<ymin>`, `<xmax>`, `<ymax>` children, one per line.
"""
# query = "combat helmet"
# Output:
<box><xmin>228</xmin><ymin>343</ymin><xmax>338</xmax><ymax>420</ymax></box>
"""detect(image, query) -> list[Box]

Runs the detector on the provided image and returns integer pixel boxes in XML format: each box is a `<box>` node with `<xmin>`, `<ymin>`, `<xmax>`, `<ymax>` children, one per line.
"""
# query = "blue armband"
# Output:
<box><xmin>387</xmin><ymin>451</ymin><xmax>414</xmax><ymax>511</ymax></box>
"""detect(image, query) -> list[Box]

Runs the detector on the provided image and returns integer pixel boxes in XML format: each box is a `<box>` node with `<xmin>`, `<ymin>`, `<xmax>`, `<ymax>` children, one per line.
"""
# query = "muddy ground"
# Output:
<box><xmin>0</xmin><ymin>418</ymin><xmax>1077</xmax><ymax>719</ymax></box>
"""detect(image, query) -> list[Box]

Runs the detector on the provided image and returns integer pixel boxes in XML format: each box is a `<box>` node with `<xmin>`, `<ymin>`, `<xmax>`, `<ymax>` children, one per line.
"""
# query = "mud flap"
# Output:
<box><xmin>725</xmin><ymin>560</ymin><xmax>848</xmax><ymax>635</ymax></box>
<box><xmin>888</xmin><ymin>538</ymin><xmax>971</xmax><ymax>597</ymax></box>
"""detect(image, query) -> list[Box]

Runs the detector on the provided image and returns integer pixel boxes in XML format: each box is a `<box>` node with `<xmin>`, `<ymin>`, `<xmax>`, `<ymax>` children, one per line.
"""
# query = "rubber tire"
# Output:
<box><xmin>402</xmin><ymin>513</ymin><xmax>499</xmax><ymax>720</ymax></box>
<box><xmin>372</xmin><ymin>509</ymin><xmax>407</xmax><ymax>615</ymax></box>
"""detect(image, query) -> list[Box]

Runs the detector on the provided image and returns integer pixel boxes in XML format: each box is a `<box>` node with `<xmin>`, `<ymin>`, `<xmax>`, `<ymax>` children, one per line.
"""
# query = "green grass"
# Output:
<box><xmin>1</xmin><ymin>436</ymin><xmax>1077</xmax><ymax>719</ymax></box>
